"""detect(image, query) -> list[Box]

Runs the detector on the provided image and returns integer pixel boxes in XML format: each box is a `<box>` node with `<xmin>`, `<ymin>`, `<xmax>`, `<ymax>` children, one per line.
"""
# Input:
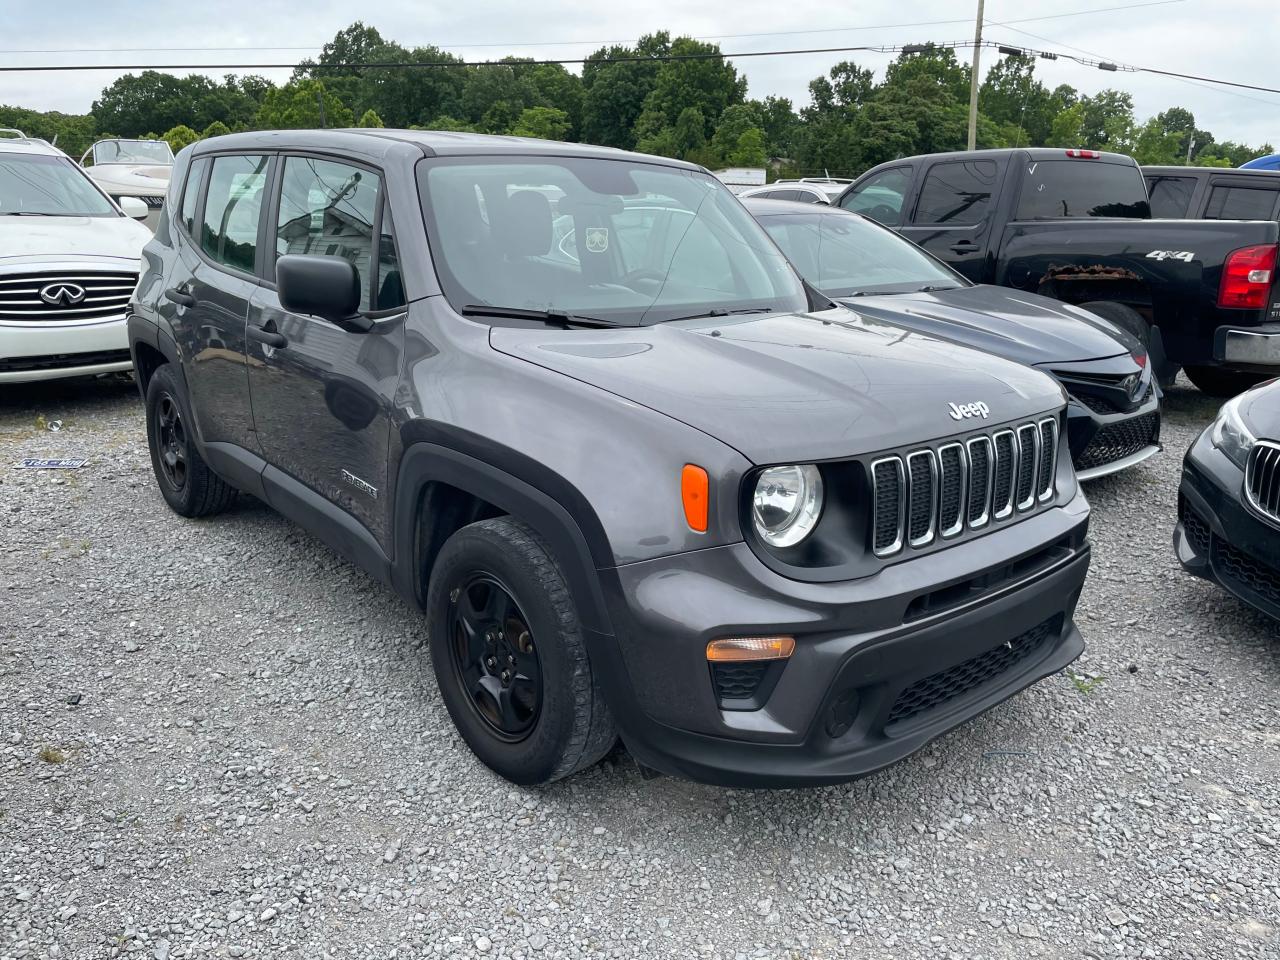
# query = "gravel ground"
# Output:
<box><xmin>1</xmin><ymin>374</ymin><xmax>1278</xmax><ymax>960</ymax></box>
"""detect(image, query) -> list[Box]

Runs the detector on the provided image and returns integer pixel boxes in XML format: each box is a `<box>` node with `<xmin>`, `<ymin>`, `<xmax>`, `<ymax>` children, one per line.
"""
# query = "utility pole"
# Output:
<box><xmin>967</xmin><ymin>0</ymin><xmax>985</xmax><ymax>151</ymax></box>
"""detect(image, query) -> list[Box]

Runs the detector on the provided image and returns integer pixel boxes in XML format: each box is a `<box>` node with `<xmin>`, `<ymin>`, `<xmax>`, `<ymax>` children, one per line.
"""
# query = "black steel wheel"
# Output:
<box><xmin>448</xmin><ymin>574</ymin><xmax>542</xmax><ymax>740</ymax></box>
<box><xmin>144</xmin><ymin>364</ymin><xmax>237</xmax><ymax>518</ymax></box>
<box><xmin>426</xmin><ymin>517</ymin><xmax>617</xmax><ymax>784</ymax></box>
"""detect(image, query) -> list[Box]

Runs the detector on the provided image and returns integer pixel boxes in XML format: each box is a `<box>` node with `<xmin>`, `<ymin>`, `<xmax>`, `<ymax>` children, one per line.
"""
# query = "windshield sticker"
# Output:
<box><xmin>585</xmin><ymin>227</ymin><xmax>609</xmax><ymax>254</ymax></box>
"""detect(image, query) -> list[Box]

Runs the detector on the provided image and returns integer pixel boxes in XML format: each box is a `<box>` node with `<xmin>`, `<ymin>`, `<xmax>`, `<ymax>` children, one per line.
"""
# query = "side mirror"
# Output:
<box><xmin>276</xmin><ymin>254</ymin><xmax>372</xmax><ymax>332</ymax></box>
<box><xmin>118</xmin><ymin>196</ymin><xmax>149</xmax><ymax>221</ymax></box>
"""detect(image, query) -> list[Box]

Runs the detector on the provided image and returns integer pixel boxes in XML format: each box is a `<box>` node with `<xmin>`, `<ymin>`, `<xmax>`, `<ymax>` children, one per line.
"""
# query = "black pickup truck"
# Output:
<box><xmin>837</xmin><ymin>149</ymin><xmax>1280</xmax><ymax>396</ymax></box>
<box><xmin>1144</xmin><ymin>165</ymin><xmax>1280</xmax><ymax>221</ymax></box>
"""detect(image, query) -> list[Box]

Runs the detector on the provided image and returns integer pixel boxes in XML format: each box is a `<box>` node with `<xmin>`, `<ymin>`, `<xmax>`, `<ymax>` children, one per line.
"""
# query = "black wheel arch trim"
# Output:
<box><xmin>392</xmin><ymin>438</ymin><xmax>616</xmax><ymax>640</ymax></box>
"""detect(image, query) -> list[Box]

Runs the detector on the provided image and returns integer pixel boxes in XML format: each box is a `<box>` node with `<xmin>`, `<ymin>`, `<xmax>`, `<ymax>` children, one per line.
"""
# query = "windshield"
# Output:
<box><xmin>757</xmin><ymin>210</ymin><xmax>964</xmax><ymax>297</ymax></box>
<box><xmin>418</xmin><ymin>157</ymin><xmax>807</xmax><ymax>325</ymax></box>
<box><xmin>1016</xmin><ymin>160</ymin><xmax>1150</xmax><ymax>219</ymax></box>
<box><xmin>0</xmin><ymin>152</ymin><xmax>118</xmax><ymax>217</ymax></box>
<box><xmin>93</xmin><ymin>140</ymin><xmax>174</xmax><ymax>165</ymax></box>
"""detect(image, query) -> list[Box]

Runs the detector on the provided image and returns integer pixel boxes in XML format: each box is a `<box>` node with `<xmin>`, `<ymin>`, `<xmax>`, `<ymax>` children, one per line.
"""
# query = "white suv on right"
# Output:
<box><xmin>0</xmin><ymin>133</ymin><xmax>151</xmax><ymax>383</ymax></box>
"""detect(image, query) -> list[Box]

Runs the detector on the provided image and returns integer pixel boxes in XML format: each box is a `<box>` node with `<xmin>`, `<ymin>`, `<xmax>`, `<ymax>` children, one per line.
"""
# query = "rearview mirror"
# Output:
<box><xmin>276</xmin><ymin>254</ymin><xmax>372</xmax><ymax>332</ymax></box>
<box><xmin>118</xmin><ymin>196</ymin><xmax>149</xmax><ymax>221</ymax></box>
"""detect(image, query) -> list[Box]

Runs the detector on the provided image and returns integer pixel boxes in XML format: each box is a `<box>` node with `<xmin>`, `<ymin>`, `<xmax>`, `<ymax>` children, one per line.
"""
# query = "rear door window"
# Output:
<box><xmin>1203</xmin><ymin>183</ymin><xmax>1280</xmax><ymax>220</ymax></box>
<box><xmin>1145</xmin><ymin>175</ymin><xmax>1196</xmax><ymax>218</ymax></box>
<box><xmin>201</xmin><ymin>154</ymin><xmax>269</xmax><ymax>273</ymax></box>
<box><xmin>1016</xmin><ymin>159</ymin><xmax>1150</xmax><ymax>218</ymax></box>
<box><xmin>839</xmin><ymin>167</ymin><xmax>911</xmax><ymax>224</ymax></box>
<box><xmin>913</xmin><ymin>161</ymin><xmax>997</xmax><ymax>225</ymax></box>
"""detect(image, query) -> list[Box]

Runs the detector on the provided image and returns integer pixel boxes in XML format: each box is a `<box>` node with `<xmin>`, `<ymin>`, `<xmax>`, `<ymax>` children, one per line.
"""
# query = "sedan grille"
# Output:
<box><xmin>1075</xmin><ymin>412</ymin><xmax>1160</xmax><ymax>473</ymax></box>
<box><xmin>0</xmin><ymin>270</ymin><xmax>138</xmax><ymax>322</ymax></box>
<box><xmin>872</xmin><ymin>418</ymin><xmax>1058</xmax><ymax>558</ymax></box>
<box><xmin>1245</xmin><ymin>440</ymin><xmax>1280</xmax><ymax>526</ymax></box>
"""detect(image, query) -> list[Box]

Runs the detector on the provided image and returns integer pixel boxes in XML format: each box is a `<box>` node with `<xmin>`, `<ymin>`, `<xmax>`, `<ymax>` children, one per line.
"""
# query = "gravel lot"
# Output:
<box><xmin>1</xmin><ymin>374</ymin><xmax>1278</xmax><ymax>960</ymax></box>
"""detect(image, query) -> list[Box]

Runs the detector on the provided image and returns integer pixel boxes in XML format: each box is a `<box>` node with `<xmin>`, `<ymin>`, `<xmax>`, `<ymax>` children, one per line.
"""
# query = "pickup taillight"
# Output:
<box><xmin>1218</xmin><ymin>244</ymin><xmax>1278</xmax><ymax>309</ymax></box>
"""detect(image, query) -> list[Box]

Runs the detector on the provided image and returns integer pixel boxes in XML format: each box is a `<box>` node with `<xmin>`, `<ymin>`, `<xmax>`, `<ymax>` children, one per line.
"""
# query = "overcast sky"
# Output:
<box><xmin>4</xmin><ymin>0</ymin><xmax>1277</xmax><ymax>149</ymax></box>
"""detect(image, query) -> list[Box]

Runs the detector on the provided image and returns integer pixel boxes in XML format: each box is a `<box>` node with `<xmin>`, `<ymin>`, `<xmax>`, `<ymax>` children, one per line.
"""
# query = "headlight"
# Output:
<box><xmin>1209</xmin><ymin>393</ymin><xmax>1256</xmax><ymax>470</ymax></box>
<box><xmin>752</xmin><ymin>464</ymin><xmax>824</xmax><ymax>548</ymax></box>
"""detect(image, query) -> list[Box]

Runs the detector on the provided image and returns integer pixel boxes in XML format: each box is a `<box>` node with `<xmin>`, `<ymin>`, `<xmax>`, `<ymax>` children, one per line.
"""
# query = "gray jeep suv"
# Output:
<box><xmin>128</xmin><ymin>130</ymin><xmax>1092</xmax><ymax>787</ymax></box>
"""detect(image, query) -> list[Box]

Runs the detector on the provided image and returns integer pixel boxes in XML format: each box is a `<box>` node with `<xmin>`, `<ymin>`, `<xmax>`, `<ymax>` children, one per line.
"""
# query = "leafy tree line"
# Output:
<box><xmin>1</xmin><ymin>24</ymin><xmax>1270</xmax><ymax>174</ymax></box>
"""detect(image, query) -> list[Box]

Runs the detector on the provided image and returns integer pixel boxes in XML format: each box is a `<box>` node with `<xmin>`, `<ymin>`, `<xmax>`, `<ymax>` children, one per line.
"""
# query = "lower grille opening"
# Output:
<box><xmin>903</xmin><ymin>538</ymin><xmax>1074</xmax><ymax>622</ymax></box>
<box><xmin>885</xmin><ymin>615</ymin><xmax>1061</xmax><ymax>730</ymax></box>
<box><xmin>711</xmin><ymin>660</ymin><xmax>786</xmax><ymax>711</ymax></box>
<box><xmin>1212</xmin><ymin>538</ymin><xmax>1280</xmax><ymax>609</ymax></box>
<box><xmin>0</xmin><ymin>349</ymin><xmax>132</xmax><ymax>373</ymax></box>
<box><xmin>1076</xmin><ymin>412</ymin><xmax>1160</xmax><ymax>472</ymax></box>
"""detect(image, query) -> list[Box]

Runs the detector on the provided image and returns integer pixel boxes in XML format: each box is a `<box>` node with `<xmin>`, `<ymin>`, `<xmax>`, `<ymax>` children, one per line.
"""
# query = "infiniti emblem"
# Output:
<box><xmin>39</xmin><ymin>282</ymin><xmax>86</xmax><ymax>307</ymax></box>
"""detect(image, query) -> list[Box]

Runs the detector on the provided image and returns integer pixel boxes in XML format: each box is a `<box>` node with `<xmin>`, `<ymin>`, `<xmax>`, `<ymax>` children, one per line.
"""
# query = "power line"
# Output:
<box><xmin>0</xmin><ymin>0</ymin><xmax>1185</xmax><ymax>55</ymax></box>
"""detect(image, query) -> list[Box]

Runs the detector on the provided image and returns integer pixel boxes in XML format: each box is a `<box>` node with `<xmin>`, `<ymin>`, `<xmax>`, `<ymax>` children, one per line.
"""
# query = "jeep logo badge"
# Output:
<box><xmin>948</xmin><ymin>401</ymin><xmax>990</xmax><ymax>421</ymax></box>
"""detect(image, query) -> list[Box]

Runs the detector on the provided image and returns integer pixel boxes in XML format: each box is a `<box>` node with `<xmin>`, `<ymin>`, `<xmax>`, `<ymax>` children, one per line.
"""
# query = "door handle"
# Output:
<box><xmin>247</xmin><ymin>325</ymin><xmax>287</xmax><ymax>348</ymax></box>
<box><xmin>164</xmin><ymin>288</ymin><xmax>196</xmax><ymax>307</ymax></box>
<box><xmin>949</xmin><ymin>241</ymin><xmax>980</xmax><ymax>253</ymax></box>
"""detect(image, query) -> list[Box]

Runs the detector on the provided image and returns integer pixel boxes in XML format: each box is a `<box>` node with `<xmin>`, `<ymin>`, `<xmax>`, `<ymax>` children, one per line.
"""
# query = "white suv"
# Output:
<box><xmin>0</xmin><ymin>132</ymin><xmax>151</xmax><ymax>383</ymax></box>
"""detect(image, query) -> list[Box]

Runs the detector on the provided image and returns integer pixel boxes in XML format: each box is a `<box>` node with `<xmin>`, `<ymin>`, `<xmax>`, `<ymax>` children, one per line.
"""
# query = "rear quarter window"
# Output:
<box><xmin>1203</xmin><ymin>184</ymin><xmax>1280</xmax><ymax>220</ymax></box>
<box><xmin>1017</xmin><ymin>160</ymin><xmax>1150</xmax><ymax>219</ymax></box>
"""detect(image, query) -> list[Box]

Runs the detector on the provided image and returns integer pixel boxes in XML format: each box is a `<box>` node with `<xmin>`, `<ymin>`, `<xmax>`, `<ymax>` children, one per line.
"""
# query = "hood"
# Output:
<box><xmin>1242</xmin><ymin>379</ymin><xmax>1280</xmax><ymax>438</ymax></box>
<box><xmin>490</xmin><ymin>307</ymin><xmax>1065</xmax><ymax>464</ymax></box>
<box><xmin>841</xmin><ymin>285</ymin><xmax>1139</xmax><ymax>366</ymax></box>
<box><xmin>0</xmin><ymin>215</ymin><xmax>150</xmax><ymax>262</ymax></box>
<box><xmin>85</xmin><ymin>165</ymin><xmax>171</xmax><ymax>194</ymax></box>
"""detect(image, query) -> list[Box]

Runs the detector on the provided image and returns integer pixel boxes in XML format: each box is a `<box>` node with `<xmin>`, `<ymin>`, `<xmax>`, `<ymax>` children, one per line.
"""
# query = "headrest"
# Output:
<box><xmin>496</xmin><ymin>190</ymin><xmax>553</xmax><ymax>257</ymax></box>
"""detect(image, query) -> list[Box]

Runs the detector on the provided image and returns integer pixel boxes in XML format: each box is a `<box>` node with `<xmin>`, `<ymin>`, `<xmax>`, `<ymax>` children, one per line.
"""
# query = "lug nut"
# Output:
<box><xmin>485</xmin><ymin>656</ymin><xmax>497</xmax><ymax>668</ymax></box>
<box><xmin>500</xmin><ymin>671</ymin><xmax>511</xmax><ymax>684</ymax></box>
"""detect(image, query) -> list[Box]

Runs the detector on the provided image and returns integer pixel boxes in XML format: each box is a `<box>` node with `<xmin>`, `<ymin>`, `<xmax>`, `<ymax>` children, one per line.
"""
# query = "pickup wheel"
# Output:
<box><xmin>145</xmin><ymin>364</ymin><xmax>237</xmax><ymax>518</ymax></box>
<box><xmin>426</xmin><ymin>517</ymin><xmax>617</xmax><ymax>784</ymax></box>
<box><xmin>1183</xmin><ymin>365</ymin><xmax>1271</xmax><ymax>398</ymax></box>
<box><xmin>1077</xmin><ymin>301</ymin><xmax>1179</xmax><ymax>388</ymax></box>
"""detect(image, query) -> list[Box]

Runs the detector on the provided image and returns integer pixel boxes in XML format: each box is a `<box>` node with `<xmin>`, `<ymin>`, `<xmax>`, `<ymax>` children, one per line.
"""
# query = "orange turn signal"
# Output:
<box><xmin>681</xmin><ymin>464</ymin><xmax>709</xmax><ymax>533</ymax></box>
<box><xmin>706</xmin><ymin>636</ymin><xmax>796</xmax><ymax>662</ymax></box>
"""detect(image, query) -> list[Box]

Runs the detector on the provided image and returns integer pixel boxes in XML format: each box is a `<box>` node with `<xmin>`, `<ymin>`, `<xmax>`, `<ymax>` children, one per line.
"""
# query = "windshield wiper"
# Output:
<box><xmin>460</xmin><ymin>305</ymin><xmax>623</xmax><ymax>329</ymax></box>
<box><xmin>914</xmin><ymin>284</ymin><xmax>960</xmax><ymax>293</ymax></box>
<box><xmin>665</xmin><ymin>307</ymin><xmax>774</xmax><ymax>323</ymax></box>
<box><xmin>0</xmin><ymin>211</ymin><xmax>61</xmax><ymax>216</ymax></box>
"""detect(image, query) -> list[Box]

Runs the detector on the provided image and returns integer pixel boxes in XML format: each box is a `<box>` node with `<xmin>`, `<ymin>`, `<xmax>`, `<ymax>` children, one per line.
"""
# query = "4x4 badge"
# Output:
<box><xmin>341</xmin><ymin>469</ymin><xmax>378</xmax><ymax>499</ymax></box>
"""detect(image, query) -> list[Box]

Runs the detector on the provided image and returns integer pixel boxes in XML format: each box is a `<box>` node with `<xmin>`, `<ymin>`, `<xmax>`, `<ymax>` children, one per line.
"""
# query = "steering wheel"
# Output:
<box><xmin>620</xmin><ymin>268</ymin><xmax>668</xmax><ymax>287</ymax></box>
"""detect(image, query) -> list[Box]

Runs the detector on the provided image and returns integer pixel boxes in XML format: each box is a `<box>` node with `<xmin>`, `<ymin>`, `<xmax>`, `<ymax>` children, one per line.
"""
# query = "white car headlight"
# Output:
<box><xmin>752</xmin><ymin>464</ymin><xmax>824</xmax><ymax>548</ymax></box>
<box><xmin>1209</xmin><ymin>393</ymin><xmax>1256</xmax><ymax>470</ymax></box>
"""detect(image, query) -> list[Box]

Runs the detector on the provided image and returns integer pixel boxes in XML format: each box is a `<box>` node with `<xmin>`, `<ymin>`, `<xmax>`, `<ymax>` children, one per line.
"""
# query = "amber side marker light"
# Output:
<box><xmin>706</xmin><ymin>636</ymin><xmax>796</xmax><ymax>662</ymax></box>
<box><xmin>681</xmin><ymin>464</ymin><xmax>709</xmax><ymax>533</ymax></box>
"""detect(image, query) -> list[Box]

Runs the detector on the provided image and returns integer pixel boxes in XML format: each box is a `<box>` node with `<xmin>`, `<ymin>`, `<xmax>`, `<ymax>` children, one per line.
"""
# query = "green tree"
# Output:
<box><xmin>580</xmin><ymin>33</ymin><xmax>671</xmax><ymax>149</ymax></box>
<box><xmin>1049</xmin><ymin>102</ymin><xmax>1086</xmax><ymax>146</ymax></box>
<box><xmin>640</xmin><ymin>37</ymin><xmax>746</xmax><ymax>139</ymax></box>
<box><xmin>255</xmin><ymin>79</ymin><xmax>354</xmax><ymax>129</ymax></box>
<box><xmin>414</xmin><ymin>116</ymin><xmax>478</xmax><ymax>132</ymax></box>
<box><xmin>758</xmin><ymin>96</ymin><xmax>799</xmax><ymax>159</ymax></box>
<box><xmin>162</xmin><ymin>124</ymin><xmax>200</xmax><ymax>153</ymax></box>
<box><xmin>1131</xmin><ymin>116</ymin><xmax>1183</xmax><ymax>165</ymax></box>
<box><xmin>980</xmin><ymin>56</ymin><xmax>1055</xmax><ymax>146</ymax></box>
<box><xmin>201</xmin><ymin>120</ymin><xmax>231</xmax><ymax>140</ymax></box>
<box><xmin>357</xmin><ymin>109</ymin><xmax>384</xmax><ymax>128</ymax></box>
<box><xmin>510</xmin><ymin>106</ymin><xmax>571</xmax><ymax>141</ymax></box>
<box><xmin>727</xmin><ymin>127</ymin><xmax>767</xmax><ymax>167</ymax></box>
<box><xmin>1078</xmin><ymin>89</ymin><xmax>1135</xmax><ymax>151</ymax></box>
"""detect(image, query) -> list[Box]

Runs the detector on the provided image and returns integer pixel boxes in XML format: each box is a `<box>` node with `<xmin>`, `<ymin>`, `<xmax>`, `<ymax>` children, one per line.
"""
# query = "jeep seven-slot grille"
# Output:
<box><xmin>0</xmin><ymin>270</ymin><xmax>138</xmax><ymax>322</ymax></box>
<box><xmin>872</xmin><ymin>418</ymin><xmax>1058</xmax><ymax>558</ymax></box>
<box><xmin>1246</xmin><ymin>440</ymin><xmax>1280</xmax><ymax>526</ymax></box>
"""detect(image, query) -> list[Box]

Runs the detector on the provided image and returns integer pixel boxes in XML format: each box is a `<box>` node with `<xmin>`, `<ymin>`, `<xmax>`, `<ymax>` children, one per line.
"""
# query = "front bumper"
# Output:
<box><xmin>1176</xmin><ymin>428</ymin><xmax>1280</xmax><ymax>622</ymax></box>
<box><xmin>593</xmin><ymin>491</ymin><xmax>1091</xmax><ymax>787</ymax></box>
<box><xmin>1064</xmin><ymin>385</ymin><xmax>1161</xmax><ymax>482</ymax></box>
<box><xmin>0</xmin><ymin>316</ymin><xmax>132</xmax><ymax>383</ymax></box>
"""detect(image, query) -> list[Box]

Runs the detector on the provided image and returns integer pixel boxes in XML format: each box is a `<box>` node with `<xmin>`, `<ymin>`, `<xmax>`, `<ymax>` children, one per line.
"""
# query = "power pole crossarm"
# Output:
<box><xmin>968</xmin><ymin>0</ymin><xmax>985</xmax><ymax>151</ymax></box>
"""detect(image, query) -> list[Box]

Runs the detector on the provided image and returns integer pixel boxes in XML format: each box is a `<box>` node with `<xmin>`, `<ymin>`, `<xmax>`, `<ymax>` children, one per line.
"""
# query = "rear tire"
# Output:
<box><xmin>145</xmin><ymin>364</ymin><xmax>237</xmax><ymax>518</ymax></box>
<box><xmin>426</xmin><ymin>517</ymin><xmax>617</xmax><ymax>785</ymax></box>
<box><xmin>1183</xmin><ymin>365</ymin><xmax>1271</xmax><ymax>397</ymax></box>
<box><xmin>1077</xmin><ymin>301</ymin><xmax>1178</xmax><ymax>388</ymax></box>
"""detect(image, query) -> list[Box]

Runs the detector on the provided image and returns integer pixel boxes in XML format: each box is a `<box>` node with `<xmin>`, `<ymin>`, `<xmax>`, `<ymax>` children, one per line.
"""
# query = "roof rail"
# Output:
<box><xmin>0</xmin><ymin>128</ymin><xmax>29</xmax><ymax>140</ymax></box>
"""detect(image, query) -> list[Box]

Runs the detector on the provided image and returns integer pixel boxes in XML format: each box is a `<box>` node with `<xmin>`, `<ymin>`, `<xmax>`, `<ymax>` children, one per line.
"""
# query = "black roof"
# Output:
<box><xmin>1142</xmin><ymin>164</ymin><xmax>1280</xmax><ymax>180</ymax></box>
<box><xmin>876</xmin><ymin>147</ymin><xmax>1138</xmax><ymax>167</ymax></box>
<box><xmin>188</xmin><ymin>128</ymin><xmax>701</xmax><ymax>170</ymax></box>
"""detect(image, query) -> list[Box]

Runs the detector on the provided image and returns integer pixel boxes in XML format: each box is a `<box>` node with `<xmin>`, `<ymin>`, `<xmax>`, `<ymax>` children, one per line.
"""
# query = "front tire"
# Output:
<box><xmin>1184</xmin><ymin>365</ymin><xmax>1271</xmax><ymax>397</ymax></box>
<box><xmin>145</xmin><ymin>364</ymin><xmax>236</xmax><ymax>518</ymax></box>
<box><xmin>426</xmin><ymin>517</ymin><xmax>617</xmax><ymax>784</ymax></box>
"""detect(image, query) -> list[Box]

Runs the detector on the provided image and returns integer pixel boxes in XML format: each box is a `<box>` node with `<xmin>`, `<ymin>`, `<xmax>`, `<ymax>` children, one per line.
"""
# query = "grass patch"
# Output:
<box><xmin>37</xmin><ymin>745</ymin><xmax>67</xmax><ymax>764</ymax></box>
<box><xmin>1067</xmin><ymin>670</ymin><xmax>1105</xmax><ymax>696</ymax></box>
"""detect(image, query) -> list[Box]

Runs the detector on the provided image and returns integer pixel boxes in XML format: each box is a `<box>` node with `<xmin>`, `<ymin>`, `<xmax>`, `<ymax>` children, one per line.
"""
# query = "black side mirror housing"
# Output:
<box><xmin>276</xmin><ymin>254</ymin><xmax>372</xmax><ymax>333</ymax></box>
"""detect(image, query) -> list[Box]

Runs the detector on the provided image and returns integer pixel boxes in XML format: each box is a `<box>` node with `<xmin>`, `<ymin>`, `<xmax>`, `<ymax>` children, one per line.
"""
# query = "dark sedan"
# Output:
<box><xmin>747</xmin><ymin>198</ymin><xmax>1162</xmax><ymax>480</ymax></box>
<box><xmin>1176</xmin><ymin>379</ymin><xmax>1280</xmax><ymax>621</ymax></box>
